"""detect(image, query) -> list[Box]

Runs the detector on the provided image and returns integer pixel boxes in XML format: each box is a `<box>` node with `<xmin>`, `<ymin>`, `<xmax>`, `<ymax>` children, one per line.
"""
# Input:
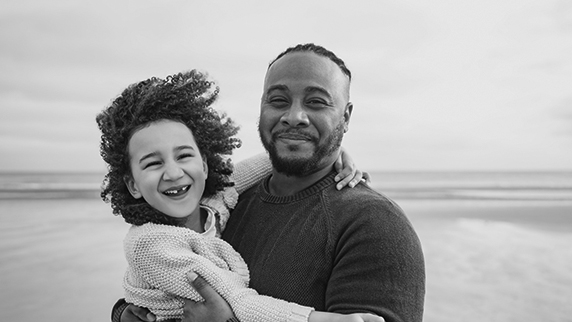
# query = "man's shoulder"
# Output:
<box><xmin>329</xmin><ymin>183</ymin><xmax>402</xmax><ymax>212</ymax></box>
<box><xmin>325</xmin><ymin>183</ymin><xmax>412</xmax><ymax>230</ymax></box>
<box><xmin>236</xmin><ymin>180</ymin><xmax>262</xmax><ymax>200</ymax></box>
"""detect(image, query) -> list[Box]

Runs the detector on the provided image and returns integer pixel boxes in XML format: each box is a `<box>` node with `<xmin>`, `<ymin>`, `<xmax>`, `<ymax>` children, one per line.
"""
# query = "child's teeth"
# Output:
<box><xmin>165</xmin><ymin>186</ymin><xmax>189</xmax><ymax>195</ymax></box>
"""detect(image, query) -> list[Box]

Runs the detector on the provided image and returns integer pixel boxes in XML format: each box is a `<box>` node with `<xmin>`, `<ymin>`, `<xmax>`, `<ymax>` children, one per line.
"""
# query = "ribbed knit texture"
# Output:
<box><xmin>122</xmin><ymin>153</ymin><xmax>314</xmax><ymax>322</ymax></box>
<box><xmin>223</xmin><ymin>171</ymin><xmax>426</xmax><ymax>322</ymax></box>
<box><xmin>231</xmin><ymin>153</ymin><xmax>272</xmax><ymax>195</ymax></box>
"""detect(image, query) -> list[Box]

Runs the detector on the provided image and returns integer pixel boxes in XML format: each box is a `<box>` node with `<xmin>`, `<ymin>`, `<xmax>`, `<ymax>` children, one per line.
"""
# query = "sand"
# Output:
<box><xmin>1</xmin><ymin>198</ymin><xmax>571</xmax><ymax>322</ymax></box>
<box><xmin>401</xmin><ymin>200</ymin><xmax>572</xmax><ymax>322</ymax></box>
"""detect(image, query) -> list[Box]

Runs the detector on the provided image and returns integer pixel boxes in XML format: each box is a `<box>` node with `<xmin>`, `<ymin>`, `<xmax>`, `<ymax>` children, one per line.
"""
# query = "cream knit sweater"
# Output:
<box><xmin>123</xmin><ymin>154</ymin><xmax>314</xmax><ymax>322</ymax></box>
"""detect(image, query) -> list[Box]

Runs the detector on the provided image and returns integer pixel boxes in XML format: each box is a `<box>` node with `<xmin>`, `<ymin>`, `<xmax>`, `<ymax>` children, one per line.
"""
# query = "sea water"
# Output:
<box><xmin>2</xmin><ymin>171</ymin><xmax>570</xmax><ymax>201</ymax></box>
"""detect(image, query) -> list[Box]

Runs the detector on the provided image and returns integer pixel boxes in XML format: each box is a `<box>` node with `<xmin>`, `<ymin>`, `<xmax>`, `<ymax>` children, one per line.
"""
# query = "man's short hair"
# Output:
<box><xmin>268</xmin><ymin>43</ymin><xmax>351</xmax><ymax>81</ymax></box>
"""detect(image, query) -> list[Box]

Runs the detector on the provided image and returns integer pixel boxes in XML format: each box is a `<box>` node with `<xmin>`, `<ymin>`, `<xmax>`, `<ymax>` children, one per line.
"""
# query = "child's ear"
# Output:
<box><xmin>124</xmin><ymin>175</ymin><xmax>143</xmax><ymax>199</ymax></box>
<box><xmin>202</xmin><ymin>159</ymin><xmax>209</xmax><ymax>177</ymax></box>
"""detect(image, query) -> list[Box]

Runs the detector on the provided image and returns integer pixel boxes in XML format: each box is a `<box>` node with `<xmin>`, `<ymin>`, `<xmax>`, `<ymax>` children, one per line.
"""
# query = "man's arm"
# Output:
<box><xmin>326</xmin><ymin>196</ymin><xmax>426</xmax><ymax>322</ymax></box>
<box><xmin>183</xmin><ymin>272</ymin><xmax>386</xmax><ymax>322</ymax></box>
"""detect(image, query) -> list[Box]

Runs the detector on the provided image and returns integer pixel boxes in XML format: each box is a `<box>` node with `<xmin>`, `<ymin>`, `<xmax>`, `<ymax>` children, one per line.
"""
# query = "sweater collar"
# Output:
<box><xmin>259</xmin><ymin>170</ymin><xmax>337</xmax><ymax>204</ymax></box>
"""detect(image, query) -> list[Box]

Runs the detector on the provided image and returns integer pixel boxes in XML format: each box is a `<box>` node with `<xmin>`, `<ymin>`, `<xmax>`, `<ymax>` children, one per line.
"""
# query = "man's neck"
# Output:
<box><xmin>268</xmin><ymin>163</ymin><xmax>334</xmax><ymax>197</ymax></box>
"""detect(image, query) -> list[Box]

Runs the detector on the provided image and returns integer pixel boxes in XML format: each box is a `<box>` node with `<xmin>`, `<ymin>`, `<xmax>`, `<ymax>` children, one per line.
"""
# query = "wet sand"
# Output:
<box><xmin>1</xmin><ymin>198</ymin><xmax>571</xmax><ymax>322</ymax></box>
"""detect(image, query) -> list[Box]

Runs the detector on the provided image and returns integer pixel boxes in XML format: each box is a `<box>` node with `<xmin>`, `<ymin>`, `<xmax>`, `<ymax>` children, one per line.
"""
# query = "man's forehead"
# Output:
<box><xmin>264</xmin><ymin>52</ymin><xmax>349</xmax><ymax>91</ymax></box>
<box><xmin>267</xmin><ymin>52</ymin><xmax>337</xmax><ymax>76</ymax></box>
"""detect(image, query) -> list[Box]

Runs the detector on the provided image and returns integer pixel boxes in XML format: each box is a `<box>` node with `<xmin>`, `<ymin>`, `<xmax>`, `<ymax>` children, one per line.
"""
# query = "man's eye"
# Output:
<box><xmin>268</xmin><ymin>97</ymin><xmax>289</xmax><ymax>106</ymax></box>
<box><xmin>307</xmin><ymin>99</ymin><xmax>328</xmax><ymax>107</ymax></box>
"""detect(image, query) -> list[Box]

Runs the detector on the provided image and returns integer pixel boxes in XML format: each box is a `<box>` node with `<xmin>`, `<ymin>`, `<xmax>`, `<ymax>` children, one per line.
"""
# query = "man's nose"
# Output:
<box><xmin>280</xmin><ymin>100</ymin><xmax>309</xmax><ymax>127</ymax></box>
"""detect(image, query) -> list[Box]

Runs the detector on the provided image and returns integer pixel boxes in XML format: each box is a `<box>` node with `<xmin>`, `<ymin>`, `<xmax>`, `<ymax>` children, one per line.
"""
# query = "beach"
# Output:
<box><xmin>402</xmin><ymin>200</ymin><xmax>572</xmax><ymax>322</ymax></box>
<box><xmin>1</xmin><ymin>172</ymin><xmax>572</xmax><ymax>321</ymax></box>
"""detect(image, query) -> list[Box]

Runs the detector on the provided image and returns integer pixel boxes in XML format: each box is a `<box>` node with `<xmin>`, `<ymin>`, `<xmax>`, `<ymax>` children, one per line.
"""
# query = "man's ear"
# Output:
<box><xmin>343</xmin><ymin>102</ymin><xmax>353</xmax><ymax>133</ymax></box>
<box><xmin>124</xmin><ymin>175</ymin><xmax>142</xmax><ymax>199</ymax></box>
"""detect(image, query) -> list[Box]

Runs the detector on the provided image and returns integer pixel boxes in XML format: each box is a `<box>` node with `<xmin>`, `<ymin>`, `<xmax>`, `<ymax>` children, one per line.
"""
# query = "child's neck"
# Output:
<box><xmin>181</xmin><ymin>207</ymin><xmax>207</xmax><ymax>233</ymax></box>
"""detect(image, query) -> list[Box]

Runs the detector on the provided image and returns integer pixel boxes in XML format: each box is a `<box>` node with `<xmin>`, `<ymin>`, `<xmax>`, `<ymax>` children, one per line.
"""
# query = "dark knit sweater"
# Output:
<box><xmin>222</xmin><ymin>171</ymin><xmax>425</xmax><ymax>322</ymax></box>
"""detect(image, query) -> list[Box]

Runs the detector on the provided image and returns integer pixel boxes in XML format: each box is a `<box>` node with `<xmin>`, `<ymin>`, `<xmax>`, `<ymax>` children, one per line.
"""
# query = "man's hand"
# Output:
<box><xmin>120</xmin><ymin>304</ymin><xmax>156</xmax><ymax>322</ymax></box>
<box><xmin>182</xmin><ymin>272</ymin><xmax>235</xmax><ymax>322</ymax></box>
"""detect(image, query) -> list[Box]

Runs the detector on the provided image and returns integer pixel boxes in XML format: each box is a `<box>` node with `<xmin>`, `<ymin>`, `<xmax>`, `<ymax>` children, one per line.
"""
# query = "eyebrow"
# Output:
<box><xmin>304</xmin><ymin>86</ymin><xmax>332</xmax><ymax>99</ymax></box>
<box><xmin>139</xmin><ymin>152</ymin><xmax>158</xmax><ymax>164</ymax></box>
<box><xmin>175</xmin><ymin>145</ymin><xmax>195</xmax><ymax>152</ymax></box>
<box><xmin>266</xmin><ymin>84</ymin><xmax>288</xmax><ymax>95</ymax></box>
<box><xmin>266</xmin><ymin>84</ymin><xmax>332</xmax><ymax>99</ymax></box>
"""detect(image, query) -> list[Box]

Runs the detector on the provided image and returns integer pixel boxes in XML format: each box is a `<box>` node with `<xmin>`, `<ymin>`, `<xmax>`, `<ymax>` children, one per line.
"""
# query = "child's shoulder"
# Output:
<box><xmin>200</xmin><ymin>186</ymin><xmax>238</xmax><ymax>231</ymax></box>
<box><xmin>126</xmin><ymin>223</ymin><xmax>197</xmax><ymax>246</ymax></box>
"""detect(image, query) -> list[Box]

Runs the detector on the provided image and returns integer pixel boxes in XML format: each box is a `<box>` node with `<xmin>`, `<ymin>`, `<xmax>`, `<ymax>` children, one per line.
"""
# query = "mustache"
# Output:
<box><xmin>272</xmin><ymin>130</ymin><xmax>316</xmax><ymax>142</ymax></box>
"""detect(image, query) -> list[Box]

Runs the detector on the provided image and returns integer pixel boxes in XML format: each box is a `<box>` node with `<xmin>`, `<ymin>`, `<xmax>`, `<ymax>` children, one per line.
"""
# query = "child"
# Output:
<box><xmin>97</xmin><ymin>70</ymin><xmax>381</xmax><ymax>322</ymax></box>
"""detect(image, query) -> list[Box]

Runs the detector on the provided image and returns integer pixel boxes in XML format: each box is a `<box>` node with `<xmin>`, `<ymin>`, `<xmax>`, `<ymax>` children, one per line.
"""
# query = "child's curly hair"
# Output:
<box><xmin>96</xmin><ymin>70</ymin><xmax>241</xmax><ymax>226</ymax></box>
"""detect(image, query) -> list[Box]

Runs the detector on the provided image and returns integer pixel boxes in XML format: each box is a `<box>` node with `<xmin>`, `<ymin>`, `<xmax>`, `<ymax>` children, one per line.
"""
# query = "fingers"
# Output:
<box><xmin>363</xmin><ymin>171</ymin><xmax>371</xmax><ymax>184</ymax></box>
<box><xmin>123</xmin><ymin>304</ymin><xmax>156</xmax><ymax>322</ymax></box>
<box><xmin>335</xmin><ymin>170</ymin><xmax>356</xmax><ymax>190</ymax></box>
<box><xmin>334</xmin><ymin>153</ymin><xmax>344</xmax><ymax>174</ymax></box>
<box><xmin>184</xmin><ymin>272</ymin><xmax>235</xmax><ymax>322</ymax></box>
<box><xmin>359</xmin><ymin>313</ymin><xmax>385</xmax><ymax>322</ymax></box>
<box><xmin>187</xmin><ymin>271</ymin><xmax>218</xmax><ymax>302</ymax></box>
<box><xmin>334</xmin><ymin>155</ymin><xmax>357</xmax><ymax>190</ymax></box>
<box><xmin>336</xmin><ymin>168</ymin><xmax>367</xmax><ymax>190</ymax></box>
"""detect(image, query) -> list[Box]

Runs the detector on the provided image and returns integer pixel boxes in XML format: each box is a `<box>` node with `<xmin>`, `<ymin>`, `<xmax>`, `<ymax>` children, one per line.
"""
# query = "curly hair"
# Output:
<box><xmin>268</xmin><ymin>43</ymin><xmax>352</xmax><ymax>81</ymax></box>
<box><xmin>96</xmin><ymin>70</ymin><xmax>241</xmax><ymax>226</ymax></box>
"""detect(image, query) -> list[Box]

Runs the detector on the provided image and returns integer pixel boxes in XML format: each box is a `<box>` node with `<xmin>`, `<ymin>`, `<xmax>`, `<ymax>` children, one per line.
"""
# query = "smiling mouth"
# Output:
<box><xmin>163</xmin><ymin>185</ymin><xmax>190</xmax><ymax>196</ymax></box>
<box><xmin>277</xmin><ymin>133</ymin><xmax>312</xmax><ymax>141</ymax></box>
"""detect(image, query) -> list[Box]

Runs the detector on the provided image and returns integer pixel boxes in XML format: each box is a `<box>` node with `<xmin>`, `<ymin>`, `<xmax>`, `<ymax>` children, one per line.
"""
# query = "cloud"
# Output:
<box><xmin>0</xmin><ymin>0</ymin><xmax>571</xmax><ymax>171</ymax></box>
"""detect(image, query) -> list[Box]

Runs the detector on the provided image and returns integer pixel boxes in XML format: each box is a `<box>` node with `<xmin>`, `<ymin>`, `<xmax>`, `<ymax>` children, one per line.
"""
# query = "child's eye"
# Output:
<box><xmin>178</xmin><ymin>153</ymin><xmax>193</xmax><ymax>160</ymax></box>
<box><xmin>143</xmin><ymin>161</ymin><xmax>162</xmax><ymax>169</ymax></box>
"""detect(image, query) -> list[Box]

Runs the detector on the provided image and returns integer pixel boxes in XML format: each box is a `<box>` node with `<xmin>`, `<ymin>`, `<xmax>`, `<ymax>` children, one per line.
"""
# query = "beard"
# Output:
<box><xmin>259</xmin><ymin>120</ymin><xmax>345</xmax><ymax>177</ymax></box>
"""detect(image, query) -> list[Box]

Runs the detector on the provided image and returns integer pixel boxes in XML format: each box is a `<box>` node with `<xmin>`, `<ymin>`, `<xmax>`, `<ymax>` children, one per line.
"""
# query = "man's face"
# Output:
<box><xmin>258</xmin><ymin>52</ymin><xmax>352</xmax><ymax>176</ymax></box>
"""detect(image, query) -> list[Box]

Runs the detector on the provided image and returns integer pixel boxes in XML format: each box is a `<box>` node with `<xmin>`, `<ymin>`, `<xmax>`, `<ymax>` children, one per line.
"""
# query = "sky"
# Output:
<box><xmin>1</xmin><ymin>0</ymin><xmax>571</xmax><ymax>173</ymax></box>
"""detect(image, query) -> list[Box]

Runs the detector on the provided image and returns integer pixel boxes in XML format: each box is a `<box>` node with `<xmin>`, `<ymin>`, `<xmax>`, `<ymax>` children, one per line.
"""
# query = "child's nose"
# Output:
<box><xmin>162</xmin><ymin>162</ymin><xmax>184</xmax><ymax>181</ymax></box>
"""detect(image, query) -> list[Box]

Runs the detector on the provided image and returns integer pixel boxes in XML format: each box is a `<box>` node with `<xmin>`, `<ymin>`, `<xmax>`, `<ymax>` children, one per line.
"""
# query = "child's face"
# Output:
<box><xmin>125</xmin><ymin>120</ymin><xmax>207</xmax><ymax>220</ymax></box>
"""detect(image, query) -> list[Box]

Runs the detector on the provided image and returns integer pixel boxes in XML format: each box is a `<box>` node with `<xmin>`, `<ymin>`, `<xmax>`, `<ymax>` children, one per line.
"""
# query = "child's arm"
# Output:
<box><xmin>334</xmin><ymin>147</ymin><xmax>371</xmax><ymax>190</ymax></box>
<box><xmin>126</xmin><ymin>225</ymin><xmax>313</xmax><ymax>322</ymax></box>
<box><xmin>231</xmin><ymin>149</ymin><xmax>370</xmax><ymax>194</ymax></box>
<box><xmin>231</xmin><ymin>153</ymin><xmax>272</xmax><ymax>195</ymax></box>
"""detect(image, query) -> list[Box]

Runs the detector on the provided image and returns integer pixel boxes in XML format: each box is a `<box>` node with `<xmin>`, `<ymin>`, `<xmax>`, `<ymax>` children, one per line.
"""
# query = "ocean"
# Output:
<box><xmin>2</xmin><ymin>171</ymin><xmax>571</xmax><ymax>202</ymax></box>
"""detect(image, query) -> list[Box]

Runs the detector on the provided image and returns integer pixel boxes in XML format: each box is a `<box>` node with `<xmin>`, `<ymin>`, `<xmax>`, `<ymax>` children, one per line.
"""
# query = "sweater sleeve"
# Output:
<box><xmin>325</xmin><ymin>197</ymin><xmax>425</xmax><ymax>322</ymax></box>
<box><xmin>231</xmin><ymin>153</ymin><xmax>272</xmax><ymax>195</ymax></box>
<box><xmin>126</xmin><ymin>225</ymin><xmax>313</xmax><ymax>322</ymax></box>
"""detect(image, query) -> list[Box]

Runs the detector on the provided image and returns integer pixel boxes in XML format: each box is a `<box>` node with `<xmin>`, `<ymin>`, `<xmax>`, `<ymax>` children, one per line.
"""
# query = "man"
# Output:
<box><xmin>116</xmin><ymin>43</ymin><xmax>425</xmax><ymax>322</ymax></box>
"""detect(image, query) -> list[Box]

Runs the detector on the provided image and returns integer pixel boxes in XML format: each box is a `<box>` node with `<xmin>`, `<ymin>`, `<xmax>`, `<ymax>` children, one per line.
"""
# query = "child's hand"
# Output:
<box><xmin>310</xmin><ymin>311</ymin><xmax>385</xmax><ymax>322</ymax></box>
<box><xmin>343</xmin><ymin>313</ymin><xmax>385</xmax><ymax>322</ymax></box>
<box><xmin>334</xmin><ymin>147</ymin><xmax>371</xmax><ymax>190</ymax></box>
